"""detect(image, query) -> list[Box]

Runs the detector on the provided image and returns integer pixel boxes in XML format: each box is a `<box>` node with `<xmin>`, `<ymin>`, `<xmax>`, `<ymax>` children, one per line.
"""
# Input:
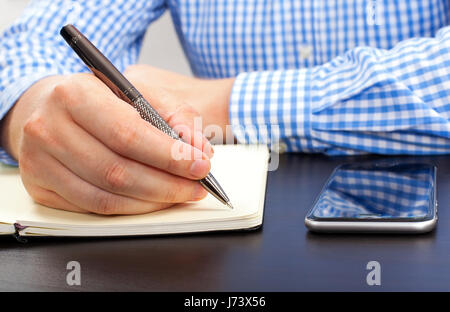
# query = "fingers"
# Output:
<box><xmin>52</xmin><ymin>75</ymin><xmax>211</xmax><ymax>180</ymax></box>
<box><xmin>24</xmin><ymin>185</ymin><xmax>86</xmax><ymax>213</ymax></box>
<box><xmin>50</xmin><ymin>160</ymin><xmax>176</xmax><ymax>215</ymax></box>
<box><xmin>20</xmin><ymin>150</ymin><xmax>187</xmax><ymax>215</ymax></box>
<box><xmin>21</xmin><ymin>114</ymin><xmax>208</xmax><ymax>204</ymax></box>
<box><xmin>53</xmin><ymin>122</ymin><xmax>208</xmax><ymax>203</ymax></box>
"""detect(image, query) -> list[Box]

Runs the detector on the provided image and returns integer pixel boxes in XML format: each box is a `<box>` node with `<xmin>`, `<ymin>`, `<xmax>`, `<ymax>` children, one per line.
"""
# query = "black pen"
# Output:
<box><xmin>60</xmin><ymin>24</ymin><xmax>233</xmax><ymax>209</ymax></box>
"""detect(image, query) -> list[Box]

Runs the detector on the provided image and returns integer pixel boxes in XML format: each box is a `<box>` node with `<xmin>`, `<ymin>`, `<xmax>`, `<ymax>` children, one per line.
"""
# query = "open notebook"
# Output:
<box><xmin>0</xmin><ymin>145</ymin><xmax>269</xmax><ymax>238</ymax></box>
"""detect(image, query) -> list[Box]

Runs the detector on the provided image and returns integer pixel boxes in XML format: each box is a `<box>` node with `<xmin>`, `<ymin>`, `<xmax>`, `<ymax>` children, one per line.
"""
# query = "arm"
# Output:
<box><xmin>0</xmin><ymin>0</ymin><xmax>167</xmax><ymax>162</ymax></box>
<box><xmin>128</xmin><ymin>27</ymin><xmax>450</xmax><ymax>156</ymax></box>
<box><xmin>229</xmin><ymin>26</ymin><xmax>450</xmax><ymax>155</ymax></box>
<box><xmin>0</xmin><ymin>0</ymin><xmax>214</xmax><ymax>215</ymax></box>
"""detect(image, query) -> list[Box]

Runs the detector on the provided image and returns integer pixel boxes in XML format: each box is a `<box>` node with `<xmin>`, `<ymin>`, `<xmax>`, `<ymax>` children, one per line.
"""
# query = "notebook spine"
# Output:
<box><xmin>13</xmin><ymin>223</ymin><xmax>28</xmax><ymax>243</ymax></box>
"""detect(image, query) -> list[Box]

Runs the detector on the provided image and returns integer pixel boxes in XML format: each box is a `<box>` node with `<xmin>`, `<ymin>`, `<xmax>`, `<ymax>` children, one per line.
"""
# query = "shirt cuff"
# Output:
<box><xmin>0</xmin><ymin>148</ymin><xmax>17</xmax><ymax>166</ymax></box>
<box><xmin>229</xmin><ymin>69</ymin><xmax>315</xmax><ymax>153</ymax></box>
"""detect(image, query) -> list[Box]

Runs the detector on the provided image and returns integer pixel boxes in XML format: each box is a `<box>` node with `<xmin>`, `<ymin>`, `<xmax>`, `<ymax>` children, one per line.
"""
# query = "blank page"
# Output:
<box><xmin>0</xmin><ymin>145</ymin><xmax>269</xmax><ymax>231</ymax></box>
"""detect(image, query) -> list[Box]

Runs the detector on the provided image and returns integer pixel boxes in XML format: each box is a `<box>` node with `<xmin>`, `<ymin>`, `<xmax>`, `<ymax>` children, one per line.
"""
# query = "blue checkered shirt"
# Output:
<box><xmin>1</xmin><ymin>0</ymin><xmax>449</xmax><ymax>166</ymax></box>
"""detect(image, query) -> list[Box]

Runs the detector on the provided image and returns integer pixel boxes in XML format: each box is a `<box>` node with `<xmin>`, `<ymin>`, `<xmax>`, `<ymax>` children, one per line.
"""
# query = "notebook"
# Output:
<box><xmin>0</xmin><ymin>144</ymin><xmax>269</xmax><ymax>238</ymax></box>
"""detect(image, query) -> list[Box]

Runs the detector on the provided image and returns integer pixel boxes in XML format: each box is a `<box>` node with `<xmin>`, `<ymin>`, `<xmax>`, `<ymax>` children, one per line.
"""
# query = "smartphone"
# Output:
<box><xmin>305</xmin><ymin>161</ymin><xmax>437</xmax><ymax>233</ymax></box>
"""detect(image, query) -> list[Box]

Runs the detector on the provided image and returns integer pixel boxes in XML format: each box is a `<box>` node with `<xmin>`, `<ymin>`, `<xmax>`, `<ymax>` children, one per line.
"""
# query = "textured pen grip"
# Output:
<box><xmin>131</xmin><ymin>95</ymin><xmax>180</xmax><ymax>140</ymax></box>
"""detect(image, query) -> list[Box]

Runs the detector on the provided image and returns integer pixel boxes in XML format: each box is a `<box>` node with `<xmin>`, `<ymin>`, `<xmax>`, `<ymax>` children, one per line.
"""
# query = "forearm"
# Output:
<box><xmin>0</xmin><ymin>0</ymin><xmax>166</xmax><ymax>165</ymax></box>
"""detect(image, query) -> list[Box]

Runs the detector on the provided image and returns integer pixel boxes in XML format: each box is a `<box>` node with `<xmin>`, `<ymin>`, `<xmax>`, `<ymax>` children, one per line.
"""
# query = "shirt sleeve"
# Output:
<box><xmin>229</xmin><ymin>26</ymin><xmax>450</xmax><ymax>155</ymax></box>
<box><xmin>0</xmin><ymin>0</ymin><xmax>167</xmax><ymax>166</ymax></box>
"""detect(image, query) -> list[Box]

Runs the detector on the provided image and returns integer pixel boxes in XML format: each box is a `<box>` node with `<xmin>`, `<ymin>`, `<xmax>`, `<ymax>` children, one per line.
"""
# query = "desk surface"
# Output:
<box><xmin>1</xmin><ymin>153</ymin><xmax>449</xmax><ymax>291</ymax></box>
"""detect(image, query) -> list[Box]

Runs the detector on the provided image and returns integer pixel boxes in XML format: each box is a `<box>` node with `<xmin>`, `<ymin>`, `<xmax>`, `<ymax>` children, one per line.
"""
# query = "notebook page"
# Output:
<box><xmin>0</xmin><ymin>164</ymin><xmax>22</xmax><ymax>225</ymax></box>
<box><xmin>0</xmin><ymin>145</ymin><xmax>268</xmax><ymax>229</ymax></box>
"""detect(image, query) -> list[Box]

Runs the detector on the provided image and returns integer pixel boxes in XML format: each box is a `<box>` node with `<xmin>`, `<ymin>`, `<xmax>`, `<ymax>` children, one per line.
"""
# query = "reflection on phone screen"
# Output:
<box><xmin>308</xmin><ymin>162</ymin><xmax>436</xmax><ymax>221</ymax></box>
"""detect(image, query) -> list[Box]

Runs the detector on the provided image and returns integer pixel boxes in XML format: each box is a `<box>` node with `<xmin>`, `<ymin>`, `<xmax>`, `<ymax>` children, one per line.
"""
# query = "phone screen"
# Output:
<box><xmin>306</xmin><ymin>162</ymin><xmax>436</xmax><ymax>222</ymax></box>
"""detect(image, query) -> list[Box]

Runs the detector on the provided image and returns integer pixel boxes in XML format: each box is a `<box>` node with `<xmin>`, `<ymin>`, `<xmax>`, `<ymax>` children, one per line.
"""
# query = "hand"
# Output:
<box><xmin>0</xmin><ymin>73</ymin><xmax>215</xmax><ymax>215</ymax></box>
<box><xmin>123</xmin><ymin>65</ymin><xmax>235</xmax><ymax>142</ymax></box>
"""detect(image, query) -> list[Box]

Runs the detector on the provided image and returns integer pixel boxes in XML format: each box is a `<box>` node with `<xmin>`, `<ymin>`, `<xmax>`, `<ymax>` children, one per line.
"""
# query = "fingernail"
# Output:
<box><xmin>192</xmin><ymin>184</ymin><xmax>208</xmax><ymax>201</ymax></box>
<box><xmin>190</xmin><ymin>159</ymin><xmax>210</xmax><ymax>179</ymax></box>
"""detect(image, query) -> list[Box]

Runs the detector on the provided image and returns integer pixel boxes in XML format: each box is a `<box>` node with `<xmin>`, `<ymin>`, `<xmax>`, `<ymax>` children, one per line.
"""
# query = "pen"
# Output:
<box><xmin>60</xmin><ymin>24</ymin><xmax>233</xmax><ymax>209</ymax></box>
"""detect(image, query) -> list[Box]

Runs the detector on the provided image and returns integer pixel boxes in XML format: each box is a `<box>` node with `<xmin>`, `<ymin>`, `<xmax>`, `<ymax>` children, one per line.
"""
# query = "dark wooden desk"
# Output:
<box><xmin>1</xmin><ymin>154</ymin><xmax>449</xmax><ymax>291</ymax></box>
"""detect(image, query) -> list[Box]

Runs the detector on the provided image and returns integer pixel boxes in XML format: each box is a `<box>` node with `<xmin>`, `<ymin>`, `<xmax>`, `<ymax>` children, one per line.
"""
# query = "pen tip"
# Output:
<box><xmin>227</xmin><ymin>202</ymin><xmax>234</xmax><ymax>210</ymax></box>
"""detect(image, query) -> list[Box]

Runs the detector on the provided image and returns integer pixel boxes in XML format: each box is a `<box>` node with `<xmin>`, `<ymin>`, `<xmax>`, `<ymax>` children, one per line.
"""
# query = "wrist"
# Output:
<box><xmin>194</xmin><ymin>77</ymin><xmax>235</xmax><ymax>134</ymax></box>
